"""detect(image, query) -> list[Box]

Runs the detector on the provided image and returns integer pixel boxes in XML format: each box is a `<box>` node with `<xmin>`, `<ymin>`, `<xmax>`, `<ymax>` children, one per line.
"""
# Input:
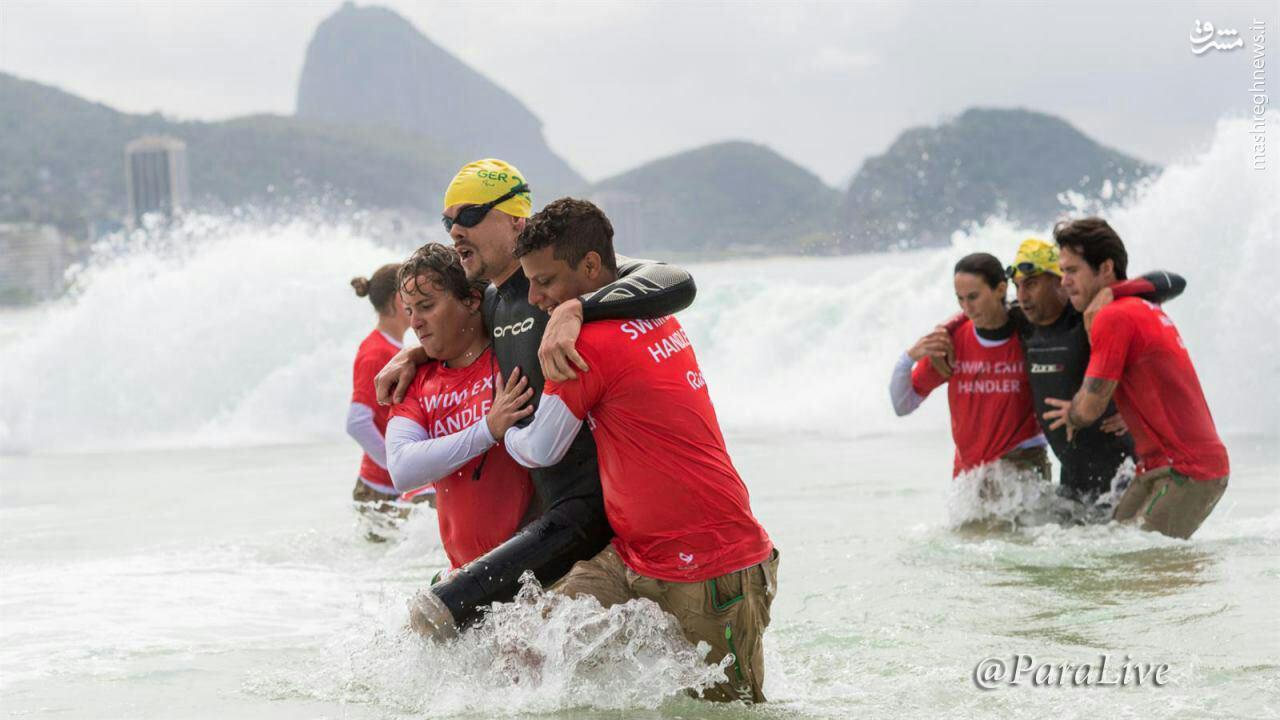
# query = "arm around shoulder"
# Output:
<box><xmin>580</xmin><ymin>256</ymin><xmax>696</xmax><ymax>322</ymax></box>
<box><xmin>503</xmin><ymin>394</ymin><xmax>584</xmax><ymax>468</ymax></box>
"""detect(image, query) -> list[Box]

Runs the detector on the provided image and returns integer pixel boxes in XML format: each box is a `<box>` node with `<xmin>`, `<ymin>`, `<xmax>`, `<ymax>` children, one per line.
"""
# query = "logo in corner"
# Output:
<box><xmin>1191</xmin><ymin>20</ymin><xmax>1244</xmax><ymax>54</ymax></box>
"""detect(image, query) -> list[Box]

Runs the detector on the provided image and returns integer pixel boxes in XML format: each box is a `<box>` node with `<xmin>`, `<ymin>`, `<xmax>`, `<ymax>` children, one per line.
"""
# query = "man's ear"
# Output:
<box><xmin>1100</xmin><ymin>258</ymin><xmax>1115</xmax><ymax>281</ymax></box>
<box><xmin>511</xmin><ymin>216</ymin><xmax>527</xmax><ymax>234</ymax></box>
<box><xmin>583</xmin><ymin>251</ymin><xmax>603</xmax><ymax>279</ymax></box>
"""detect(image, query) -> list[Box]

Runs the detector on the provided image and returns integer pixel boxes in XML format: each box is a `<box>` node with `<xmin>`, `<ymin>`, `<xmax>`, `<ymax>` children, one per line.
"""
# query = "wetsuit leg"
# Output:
<box><xmin>411</xmin><ymin>496</ymin><xmax>613</xmax><ymax>637</ymax></box>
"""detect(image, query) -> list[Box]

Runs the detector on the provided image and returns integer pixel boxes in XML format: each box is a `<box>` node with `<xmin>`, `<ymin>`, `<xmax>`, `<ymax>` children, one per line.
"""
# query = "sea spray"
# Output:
<box><xmin>244</xmin><ymin>573</ymin><xmax>729</xmax><ymax>716</ymax></box>
<box><xmin>2</xmin><ymin>114</ymin><xmax>1274</xmax><ymax>454</ymax></box>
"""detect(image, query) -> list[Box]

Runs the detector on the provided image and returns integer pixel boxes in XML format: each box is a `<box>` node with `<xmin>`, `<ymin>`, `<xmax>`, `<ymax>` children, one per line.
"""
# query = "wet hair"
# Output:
<box><xmin>351</xmin><ymin>263</ymin><xmax>401</xmax><ymax>315</ymax></box>
<box><xmin>514</xmin><ymin>197</ymin><xmax>618</xmax><ymax>274</ymax></box>
<box><xmin>396</xmin><ymin>242</ymin><xmax>487</xmax><ymax>301</ymax></box>
<box><xmin>1053</xmin><ymin>217</ymin><xmax>1128</xmax><ymax>280</ymax></box>
<box><xmin>953</xmin><ymin>252</ymin><xmax>1005</xmax><ymax>289</ymax></box>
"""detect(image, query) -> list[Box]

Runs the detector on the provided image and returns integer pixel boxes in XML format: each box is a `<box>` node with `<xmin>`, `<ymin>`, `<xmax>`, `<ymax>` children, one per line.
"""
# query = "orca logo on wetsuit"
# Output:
<box><xmin>493</xmin><ymin>317</ymin><xmax>536</xmax><ymax>338</ymax></box>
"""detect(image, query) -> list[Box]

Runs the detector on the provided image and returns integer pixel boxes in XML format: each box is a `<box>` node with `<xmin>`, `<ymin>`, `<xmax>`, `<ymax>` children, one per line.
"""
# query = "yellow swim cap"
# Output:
<box><xmin>442</xmin><ymin>159</ymin><xmax>532</xmax><ymax>218</ymax></box>
<box><xmin>1008</xmin><ymin>238</ymin><xmax>1061</xmax><ymax>279</ymax></box>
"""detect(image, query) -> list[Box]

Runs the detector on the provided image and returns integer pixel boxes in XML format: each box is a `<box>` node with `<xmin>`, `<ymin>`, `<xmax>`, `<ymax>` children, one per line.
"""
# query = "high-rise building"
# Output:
<box><xmin>0</xmin><ymin>223</ymin><xmax>67</xmax><ymax>304</ymax></box>
<box><xmin>125</xmin><ymin>136</ymin><xmax>189</xmax><ymax>228</ymax></box>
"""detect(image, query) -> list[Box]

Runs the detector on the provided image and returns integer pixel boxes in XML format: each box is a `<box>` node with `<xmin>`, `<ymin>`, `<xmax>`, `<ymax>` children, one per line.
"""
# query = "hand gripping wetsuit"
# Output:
<box><xmin>1018</xmin><ymin>272</ymin><xmax>1185</xmax><ymax>500</ymax></box>
<box><xmin>414</xmin><ymin>257</ymin><xmax>697</xmax><ymax>636</ymax></box>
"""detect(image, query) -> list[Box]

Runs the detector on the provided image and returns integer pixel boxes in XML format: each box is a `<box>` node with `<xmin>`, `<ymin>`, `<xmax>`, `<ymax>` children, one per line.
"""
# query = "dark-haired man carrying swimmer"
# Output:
<box><xmin>504</xmin><ymin>197</ymin><xmax>776</xmax><ymax>704</ymax></box>
<box><xmin>1043</xmin><ymin>218</ymin><xmax>1227</xmax><ymax>539</ymax></box>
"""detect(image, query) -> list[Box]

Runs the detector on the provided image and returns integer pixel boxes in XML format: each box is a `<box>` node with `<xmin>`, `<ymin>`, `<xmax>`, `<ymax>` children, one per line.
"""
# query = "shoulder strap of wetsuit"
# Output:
<box><xmin>579</xmin><ymin>255</ymin><xmax>697</xmax><ymax>322</ymax></box>
<box><xmin>1112</xmin><ymin>271</ymin><xmax>1186</xmax><ymax>304</ymax></box>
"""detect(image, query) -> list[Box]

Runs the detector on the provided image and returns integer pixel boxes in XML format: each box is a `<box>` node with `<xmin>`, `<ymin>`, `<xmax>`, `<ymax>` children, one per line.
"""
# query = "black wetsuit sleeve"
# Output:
<box><xmin>1113</xmin><ymin>271</ymin><xmax>1186</xmax><ymax>304</ymax></box>
<box><xmin>578</xmin><ymin>255</ymin><xmax>697</xmax><ymax>322</ymax></box>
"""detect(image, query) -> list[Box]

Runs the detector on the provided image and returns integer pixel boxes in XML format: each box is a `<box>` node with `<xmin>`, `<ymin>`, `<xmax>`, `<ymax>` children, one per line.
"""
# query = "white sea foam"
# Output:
<box><xmin>243</xmin><ymin>574</ymin><xmax>729</xmax><ymax>716</ymax></box>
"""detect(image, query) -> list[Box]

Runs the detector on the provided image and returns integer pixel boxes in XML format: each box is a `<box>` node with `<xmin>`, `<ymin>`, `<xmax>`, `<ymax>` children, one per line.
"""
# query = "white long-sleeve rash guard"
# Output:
<box><xmin>384</xmin><ymin>415</ymin><xmax>498</xmax><ymax>492</ymax></box>
<box><xmin>889</xmin><ymin>352</ymin><xmax>925</xmax><ymax>417</ymax></box>
<box><xmin>503</xmin><ymin>395</ymin><xmax>585</xmax><ymax>469</ymax></box>
<box><xmin>346</xmin><ymin>403</ymin><xmax>389</xmax><ymax>468</ymax></box>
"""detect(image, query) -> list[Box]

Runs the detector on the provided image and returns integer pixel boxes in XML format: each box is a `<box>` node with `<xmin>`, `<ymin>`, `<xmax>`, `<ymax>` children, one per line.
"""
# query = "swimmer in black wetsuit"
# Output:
<box><xmin>375</xmin><ymin>160</ymin><xmax>696</xmax><ymax>636</ymax></box>
<box><xmin>1005</xmin><ymin>238</ymin><xmax>1185</xmax><ymax>506</ymax></box>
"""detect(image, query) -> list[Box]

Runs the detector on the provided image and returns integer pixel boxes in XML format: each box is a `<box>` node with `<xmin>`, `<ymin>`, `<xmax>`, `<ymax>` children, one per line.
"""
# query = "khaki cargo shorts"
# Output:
<box><xmin>1112</xmin><ymin>466</ymin><xmax>1227</xmax><ymax>539</ymax></box>
<box><xmin>552</xmin><ymin>545</ymin><xmax>780</xmax><ymax>704</ymax></box>
<box><xmin>352</xmin><ymin>477</ymin><xmax>435</xmax><ymax>512</ymax></box>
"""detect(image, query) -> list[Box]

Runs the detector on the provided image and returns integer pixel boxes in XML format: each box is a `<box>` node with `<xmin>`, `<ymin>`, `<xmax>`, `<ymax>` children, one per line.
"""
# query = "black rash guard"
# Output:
<box><xmin>423</xmin><ymin>257</ymin><xmax>697</xmax><ymax>632</ymax></box>
<box><xmin>1015</xmin><ymin>271</ymin><xmax>1186</xmax><ymax>499</ymax></box>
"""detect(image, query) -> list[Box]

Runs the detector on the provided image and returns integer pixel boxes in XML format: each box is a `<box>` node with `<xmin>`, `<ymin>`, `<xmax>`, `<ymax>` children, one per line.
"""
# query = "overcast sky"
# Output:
<box><xmin>0</xmin><ymin>0</ymin><xmax>1274</xmax><ymax>185</ymax></box>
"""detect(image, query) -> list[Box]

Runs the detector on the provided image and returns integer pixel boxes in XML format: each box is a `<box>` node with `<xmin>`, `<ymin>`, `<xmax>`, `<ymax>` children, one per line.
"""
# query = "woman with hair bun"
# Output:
<box><xmin>347</xmin><ymin>263</ymin><xmax>429</xmax><ymax>537</ymax></box>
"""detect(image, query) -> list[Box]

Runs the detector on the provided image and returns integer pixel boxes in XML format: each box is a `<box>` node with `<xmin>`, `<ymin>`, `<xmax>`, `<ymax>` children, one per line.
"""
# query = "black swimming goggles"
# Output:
<box><xmin>441</xmin><ymin>183</ymin><xmax>530</xmax><ymax>232</ymax></box>
<box><xmin>1005</xmin><ymin>261</ymin><xmax>1040</xmax><ymax>279</ymax></box>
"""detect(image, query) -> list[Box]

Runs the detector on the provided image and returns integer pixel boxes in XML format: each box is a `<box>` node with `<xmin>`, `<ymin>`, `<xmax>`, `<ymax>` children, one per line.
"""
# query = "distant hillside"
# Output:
<box><xmin>591</xmin><ymin>141</ymin><xmax>839</xmax><ymax>256</ymax></box>
<box><xmin>839</xmin><ymin>108</ymin><xmax>1159</xmax><ymax>250</ymax></box>
<box><xmin>296</xmin><ymin>2</ymin><xmax>584</xmax><ymax>199</ymax></box>
<box><xmin>2</xmin><ymin>66</ymin><xmax>1160</xmax><ymax>261</ymax></box>
<box><xmin>0</xmin><ymin>72</ymin><xmax>457</xmax><ymax>236</ymax></box>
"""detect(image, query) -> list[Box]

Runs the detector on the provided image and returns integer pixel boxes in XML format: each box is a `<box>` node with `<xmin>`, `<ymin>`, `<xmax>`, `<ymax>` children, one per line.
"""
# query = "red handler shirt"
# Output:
<box><xmin>391</xmin><ymin>348</ymin><xmax>534</xmax><ymax>568</ymax></box>
<box><xmin>543</xmin><ymin>317</ymin><xmax>773</xmax><ymax>583</ymax></box>
<box><xmin>912</xmin><ymin>319</ymin><xmax>1043</xmax><ymax>476</ymax></box>
<box><xmin>351</xmin><ymin>330</ymin><xmax>400</xmax><ymax>491</ymax></box>
<box><xmin>1085</xmin><ymin>298</ymin><xmax>1229</xmax><ymax>481</ymax></box>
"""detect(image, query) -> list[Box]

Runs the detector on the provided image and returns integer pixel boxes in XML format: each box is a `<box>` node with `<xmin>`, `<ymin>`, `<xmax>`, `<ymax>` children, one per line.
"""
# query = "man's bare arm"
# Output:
<box><xmin>1043</xmin><ymin>377</ymin><xmax>1118</xmax><ymax>441</ymax></box>
<box><xmin>1069</xmin><ymin>377</ymin><xmax>1117</xmax><ymax>428</ymax></box>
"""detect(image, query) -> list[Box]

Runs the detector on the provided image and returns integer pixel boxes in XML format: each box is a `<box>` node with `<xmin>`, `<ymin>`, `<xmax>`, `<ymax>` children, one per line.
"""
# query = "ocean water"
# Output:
<box><xmin>1</xmin><ymin>116</ymin><xmax>1277</xmax><ymax>718</ymax></box>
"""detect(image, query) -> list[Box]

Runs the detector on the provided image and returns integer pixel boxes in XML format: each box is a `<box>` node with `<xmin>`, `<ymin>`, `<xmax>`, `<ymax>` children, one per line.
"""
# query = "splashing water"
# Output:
<box><xmin>245</xmin><ymin>573</ymin><xmax>729</xmax><ymax>716</ymax></box>
<box><xmin>945</xmin><ymin>461</ymin><xmax>1058</xmax><ymax>529</ymax></box>
<box><xmin>945</xmin><ymin>456</ymin><xmax>1138</xmax><ymax>529</ymax></box>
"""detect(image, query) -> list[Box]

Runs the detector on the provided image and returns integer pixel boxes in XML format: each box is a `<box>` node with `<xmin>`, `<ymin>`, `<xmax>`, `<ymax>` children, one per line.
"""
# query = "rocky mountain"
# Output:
<box><xmin>296</xmin><ymin>2</ymin><xmax>584</xmax><ymax>199</ymax></box>
<box><xmin>1</xmin><ymin>64</ymin><xmax>1158</xmax><ymax>262</ymax></box>
<box><xmin>838</xmin><ymin>108</ymin><xmax>1159</xmax><ymax>250</ymax></box>
<box><xmin>0</xmin><ymin>72</ymin><xmax>457</xmax><ymax>237</ymax></box>
<box><xmin>590</xmin><ymin>141</ymin><xmax>839</xmax><ymax>256</ymax></box>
